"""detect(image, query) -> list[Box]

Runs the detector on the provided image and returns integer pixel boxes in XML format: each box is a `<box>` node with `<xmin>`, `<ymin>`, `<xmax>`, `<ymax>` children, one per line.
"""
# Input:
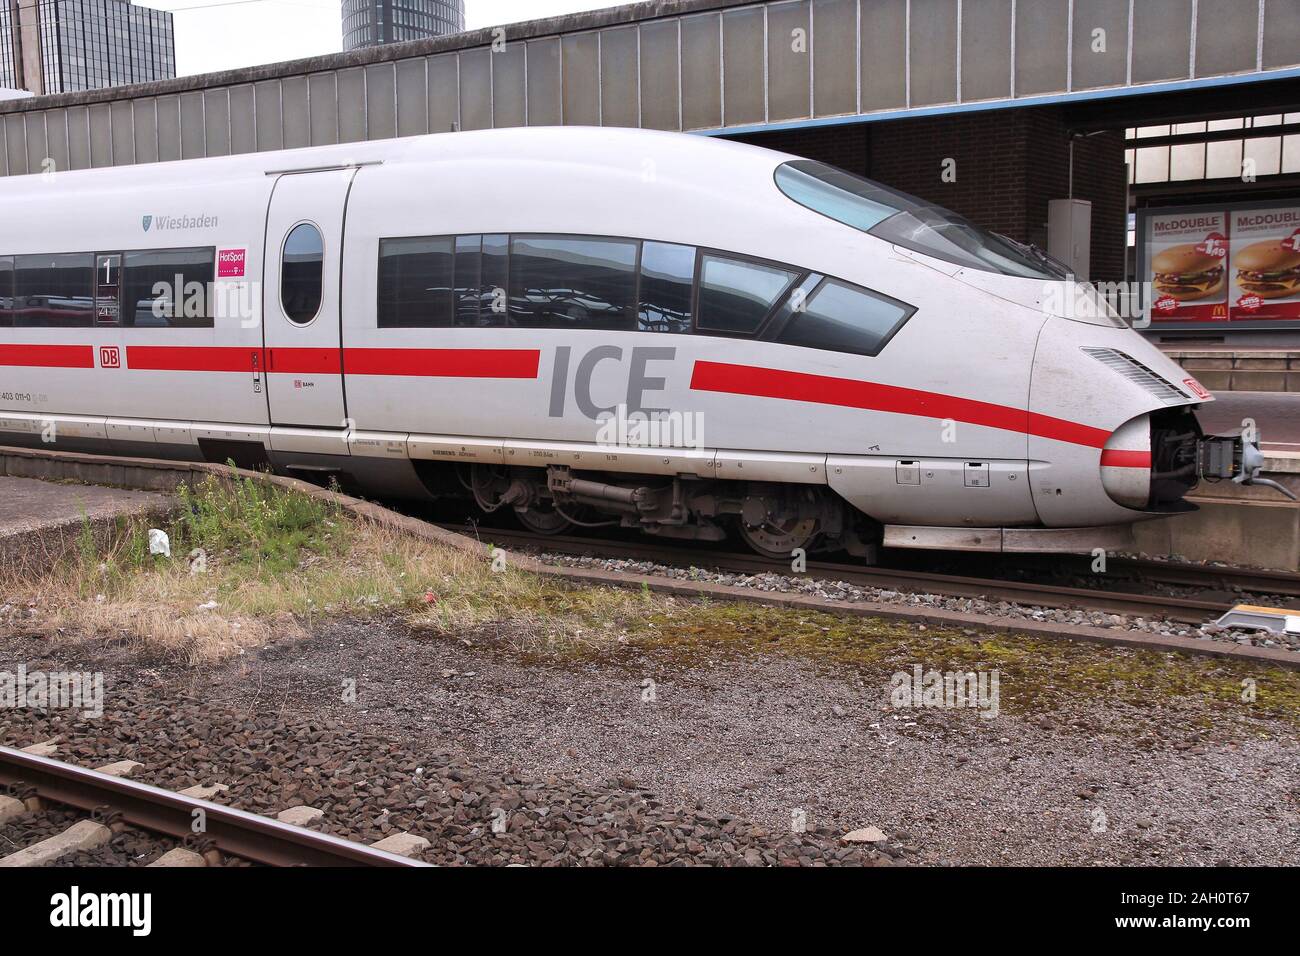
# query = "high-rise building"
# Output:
<box><xmin>1</xmin><ymin>0</ymin><xmax>175</xmax><ymax>95</ymax></box>
<box><xmin>342</xmin><ymin>0</ymin><xmax>464</xmax><ymax>52</ymax></box>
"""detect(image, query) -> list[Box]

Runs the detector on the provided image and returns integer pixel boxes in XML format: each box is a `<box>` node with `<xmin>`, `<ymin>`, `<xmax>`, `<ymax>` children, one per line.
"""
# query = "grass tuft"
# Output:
<box><xmin>1</xmin><ymin>469</ymin><xmax>644</xmax><ymax>663</ymax></box>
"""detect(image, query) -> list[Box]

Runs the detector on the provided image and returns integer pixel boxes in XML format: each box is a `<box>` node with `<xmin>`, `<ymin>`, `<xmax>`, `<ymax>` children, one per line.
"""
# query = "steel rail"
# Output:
<box><xmin>453</xmin><ymin>525</ymin><xmax>1236</xmax><ymax>624</ymax></box>
<box><xmin>0</xmin><ymin>746</ymin><xmax>430</xmax><ymax>867</ymax></box>
<box><xmin>1106</xmin><ymin>556</ymin><xmax>1300</xmax><ymax>598</ymax></box>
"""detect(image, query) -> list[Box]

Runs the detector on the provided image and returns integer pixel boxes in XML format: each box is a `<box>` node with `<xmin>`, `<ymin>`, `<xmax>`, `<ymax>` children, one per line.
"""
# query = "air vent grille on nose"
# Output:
<box><xmin>1080</xmin><ymin>347</ymin><xmax>1189</xmax><ymax>405</ymax></box>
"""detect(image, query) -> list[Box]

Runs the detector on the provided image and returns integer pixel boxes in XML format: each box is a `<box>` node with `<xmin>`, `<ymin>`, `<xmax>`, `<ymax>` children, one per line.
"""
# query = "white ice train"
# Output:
<box><xmin>0</xmin><ymin>127</ymin><xmax>1283</xmax><ymax>558</ymax></box>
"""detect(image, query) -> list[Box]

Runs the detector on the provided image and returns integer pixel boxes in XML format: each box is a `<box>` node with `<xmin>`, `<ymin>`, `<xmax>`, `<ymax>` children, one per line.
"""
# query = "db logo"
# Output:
<box><xmin>1184</xmin><ymin>378</ymin><xmax>1211</xmax><ymax>400</ymax></box>
<box><xmin>99</xmin><ymin>346</ymin><xmax>121</xmax><ymax>369</ymax></box>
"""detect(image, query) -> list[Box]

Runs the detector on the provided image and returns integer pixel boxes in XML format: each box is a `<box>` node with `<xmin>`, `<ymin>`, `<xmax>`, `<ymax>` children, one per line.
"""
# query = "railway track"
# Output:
<box><xmin>445</xmin><ymin>523</ymin><xmax>1300</xmax><ymax>626</ymax></box>
<box><xmin>1103</xmin><ymin>555</ymin><xmax>1300</xmax><ymax>599</ymax></box>
<box><xmin>0</xmin><ymin>745</ymin><xmax>430</xmax><ymax>867</ymax></box>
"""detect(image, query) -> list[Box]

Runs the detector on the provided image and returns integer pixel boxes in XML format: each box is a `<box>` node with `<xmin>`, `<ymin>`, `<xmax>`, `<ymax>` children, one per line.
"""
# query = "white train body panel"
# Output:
<box><xmin>0</xmin><ymin>127</ymin><xmax>1217</xmax><ymax>546</ymax></box>
<box><xmin>1</xmin><ymin>162</ymin><xmax>272</xmax><ymax>440</ymax></box>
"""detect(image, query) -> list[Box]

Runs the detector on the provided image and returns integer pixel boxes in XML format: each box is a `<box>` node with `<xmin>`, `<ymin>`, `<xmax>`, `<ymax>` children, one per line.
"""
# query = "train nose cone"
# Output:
<box><xmin>1028</xmin><ymin>316</ymin><xmax>1209</xmax><ymax>526</ymax></box>
<box><xmin>1099</xmin><ymin>415</ymin><xmax>1153</xmax><ymax>509</ymax></box>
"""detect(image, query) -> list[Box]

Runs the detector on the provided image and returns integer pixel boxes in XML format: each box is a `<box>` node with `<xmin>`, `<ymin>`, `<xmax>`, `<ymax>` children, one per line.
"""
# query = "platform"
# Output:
<box><xmin>0</xmin><ymin>476</ymin><xmax>174</xmax><ymax>572</ymax></box>
<box><xmin>1133</xmin><ymin>496</ymin><xmax>1300</xmax><ymax>571</ymax></box>
<box><xmin>1194</xmin><ymin>392</ymin><xmax>1300</xmax><ymax>457</ymax></box>
<box><xmin>1124</xmin><ymin>436</ymin><xmax>1300</xmax><ymax>569</ymax></box>
<box><xmin>1161</xmin><ymin>348</ymin><xmax>1300</xmax><ymax>392</ymax></box>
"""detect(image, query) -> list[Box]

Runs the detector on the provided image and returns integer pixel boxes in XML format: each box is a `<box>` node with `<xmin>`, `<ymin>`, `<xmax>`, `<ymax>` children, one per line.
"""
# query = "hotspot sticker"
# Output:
<box><xmin>217</xmin><ymin>249</ymin><xmax>247</xmax><ymax>278</ymax></box>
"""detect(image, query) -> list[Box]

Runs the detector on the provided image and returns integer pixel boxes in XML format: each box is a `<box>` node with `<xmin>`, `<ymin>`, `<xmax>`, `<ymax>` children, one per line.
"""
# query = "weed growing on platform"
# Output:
<box><xmin>1</xmin><ymin>472</ymin><xmax>646</xmax><ymax>662</ymax></box>
<box><xmin>170</xmin><ymin>471</ymin><xmax>344</xmax><ymax>575</ymax></box>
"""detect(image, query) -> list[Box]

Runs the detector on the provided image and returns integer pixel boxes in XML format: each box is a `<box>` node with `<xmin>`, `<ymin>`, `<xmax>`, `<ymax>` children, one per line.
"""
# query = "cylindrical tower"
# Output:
<box><xmin>342</xmin><ymin>0</ymin><xmax>465</xmax><ymax>52</ymax></box>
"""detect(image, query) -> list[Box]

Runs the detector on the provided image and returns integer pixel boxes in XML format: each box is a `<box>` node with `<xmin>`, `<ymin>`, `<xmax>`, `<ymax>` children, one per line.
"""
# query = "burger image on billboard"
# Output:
<box><xmin>1228</xmin><ymin>207</ymin><xmax>1300</xmax><ymax>320</ymax></box>
<box><xmin>1151</xmin><ymin>244</ymin><xmax>1226</xmax><ymax>301</ymax></box>
<box><xmin>1232</xmin><ymin>240</ymin><xmax>1300</xmax><ymax>299</ymax></box>
<box><xmin>1144</xmin><ymin>211</ymin><xmax>1229</xmax><ymax>322</ymax></box>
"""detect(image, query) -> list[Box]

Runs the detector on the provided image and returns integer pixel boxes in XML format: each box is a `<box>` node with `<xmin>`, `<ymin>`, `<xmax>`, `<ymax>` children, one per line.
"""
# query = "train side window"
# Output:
<box><xmin>477</xmin><ymin>233</ymin><xmax>510</xmax><ymax>328</ymax></box>
<box><xmin>638</xmin><ymin>241</ymin><xmax>695</xmax><ymax>334</ymax></box>
<box><xmin>760</xmin><ymin>272</ymin><xmax>823</xmax><ymax>341</ymax></box>
<box><xmin>12</xmin><ymin>253</ymin><xmax>95</xmax><ymax>327</ymax></box>
<box><xmin>697</xmin><ymin>254</ymin><xmax>798</xmax><ymax>335</ymax></box>
<box><xmin>0</xmin><ymin>257</ymin><xmax>13</xmax><ymax>327</ymax></box>
<box><xmin>121</xmin><ymin>247</ymin><xmax>216</xmax><ymax>328</ymax></box>
<box><xmin>377</xmin><ymin>236</ymin><xmax>454</xmax><ymax>328</ymax></box>
<box><xmin>508</xmin><ymin>235</ymin><xmax>638</xmax><ymax>331</ymax></box>
<box><xmin>776</xmin><ymin>278</ymin><xmax>915</xmax><ymax>357</ymax></box>
<box><xmin>281</xmin><ymin>223</ymin><xmax>324</xmax><ymax>325</ymax></box>
<box><xmin>453</xmin><ymin>234</ymin><xmax>483</xmax><ymax>327</ymax></box>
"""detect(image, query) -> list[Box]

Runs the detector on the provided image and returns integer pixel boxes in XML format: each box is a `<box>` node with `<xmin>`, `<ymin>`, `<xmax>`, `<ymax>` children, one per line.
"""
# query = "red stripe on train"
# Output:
<box><xmin>269</xmin><ymin>348</ymin><xmax>342</xmax><ymax>375</ymax></box>
<box><xmin>1099</xmin><ymin>449</ymin><xmax>1152</xmax><ymax>468</ymax></box>
<box><xmin>119</xmin><ymin>346</ymin><xmax>541</xmax><ymax>378</ymax></box>
<box><xmin>127</xmin><ymin>346</ymin><xmax>343</xmax><ymax>374</ymax></box>
<box><xmin>0</xmin><ymin>344</ymin><xmax>96</xmax><ymax>369</ymax></box>
<box><xmin>689</xmin><ymin>360</ymin><xmax>1114</xmax><ymax>449</ymax></box>
<box><xmin>344</xmin><ymin>348</ymin><xmax>541</xmax><ymax>378</ymax></box>
<box><xmin>126</xmin><ymin>346</ymin><xmax>260</xmax><ymax>372</ymax></box>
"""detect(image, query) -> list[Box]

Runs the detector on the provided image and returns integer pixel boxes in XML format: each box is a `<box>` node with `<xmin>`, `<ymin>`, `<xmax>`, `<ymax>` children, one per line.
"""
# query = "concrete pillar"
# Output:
<box><xmin>14</xmin><ymin>0</ymin><xmax>42</xmax><ymax>96</ymax></box>
<box><xmin>3</xmin><ymin>2</ymin><xmax>15</xmax><ymax>87</ymax></box>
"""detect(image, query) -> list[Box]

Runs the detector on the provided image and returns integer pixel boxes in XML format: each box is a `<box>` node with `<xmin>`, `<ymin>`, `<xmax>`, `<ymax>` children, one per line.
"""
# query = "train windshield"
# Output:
<box><xmin>775</xmin><ymin>160</ymin><xmax>1069</xmax><ymax>280</ymax></box>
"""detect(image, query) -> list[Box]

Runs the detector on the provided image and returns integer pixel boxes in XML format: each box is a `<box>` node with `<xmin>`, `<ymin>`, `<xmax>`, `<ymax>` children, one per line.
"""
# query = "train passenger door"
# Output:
<box><xmin>262</xmin><ymin>168</ymin><xmax>355</xmax><ymax>430</ymax></box>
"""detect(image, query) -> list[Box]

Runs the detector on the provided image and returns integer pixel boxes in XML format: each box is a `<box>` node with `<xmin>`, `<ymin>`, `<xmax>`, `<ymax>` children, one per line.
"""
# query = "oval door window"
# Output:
<box><xmin>282</xmin><ymin>223</ymin><xmax>324</xmax><ymax>324</ymax></box>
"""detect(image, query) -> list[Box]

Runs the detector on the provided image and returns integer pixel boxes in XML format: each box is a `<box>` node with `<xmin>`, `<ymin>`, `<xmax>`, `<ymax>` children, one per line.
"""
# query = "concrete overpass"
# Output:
<box><xmin>2</xmin><ymin>0</ymin><xmax>1298</xmax><ymax>176</ymax></box>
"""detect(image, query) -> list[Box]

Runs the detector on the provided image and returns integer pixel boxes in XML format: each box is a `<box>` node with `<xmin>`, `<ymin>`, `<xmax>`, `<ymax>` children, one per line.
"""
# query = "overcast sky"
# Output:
<box><xmin>148</xmin><ymin>0</ymin><xmax>618</xmax><ymax>77</ymax></box>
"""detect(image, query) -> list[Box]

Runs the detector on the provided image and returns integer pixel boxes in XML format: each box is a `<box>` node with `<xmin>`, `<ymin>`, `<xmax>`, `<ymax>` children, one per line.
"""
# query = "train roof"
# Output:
<box><xmin>0</xmin><ymin>126</ymin><xmax>797</xmax><ymax>194</ymax></box>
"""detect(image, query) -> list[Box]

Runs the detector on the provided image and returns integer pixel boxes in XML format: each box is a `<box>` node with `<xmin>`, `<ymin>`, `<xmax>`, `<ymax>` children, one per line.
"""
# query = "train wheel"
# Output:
<box><xmin>737</xmin><ymin>516</ymin><xmax>818</xmax><ymax>560</ymax></box>
<box><xmin>514</xmin><ymin>503</ymin><xmax>573</xmax><ymax>536</ymax></box>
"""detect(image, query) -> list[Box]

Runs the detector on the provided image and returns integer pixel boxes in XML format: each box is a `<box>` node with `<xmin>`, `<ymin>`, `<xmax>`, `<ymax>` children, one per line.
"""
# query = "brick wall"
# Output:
<box><xmin>730</xmin><ymin>106</ymin><xmax>1128</xmax><ymax>282</ymax></box>
<box><xmin>729</xmin><ymin>123</ymin><xmax>870</xmax><ymax>177</ymax></box>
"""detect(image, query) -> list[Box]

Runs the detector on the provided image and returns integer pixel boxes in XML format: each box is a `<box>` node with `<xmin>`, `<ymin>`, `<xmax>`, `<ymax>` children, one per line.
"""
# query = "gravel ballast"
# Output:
<box><xmin>3</xmin><ymin>608</ymin><xmax>1298</xmax><ymax>867</ymax></box>
<box><xmin>535</xmin><ymin>552</ymin><xmax>1300</xmax><ymax>653</ymax></box>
